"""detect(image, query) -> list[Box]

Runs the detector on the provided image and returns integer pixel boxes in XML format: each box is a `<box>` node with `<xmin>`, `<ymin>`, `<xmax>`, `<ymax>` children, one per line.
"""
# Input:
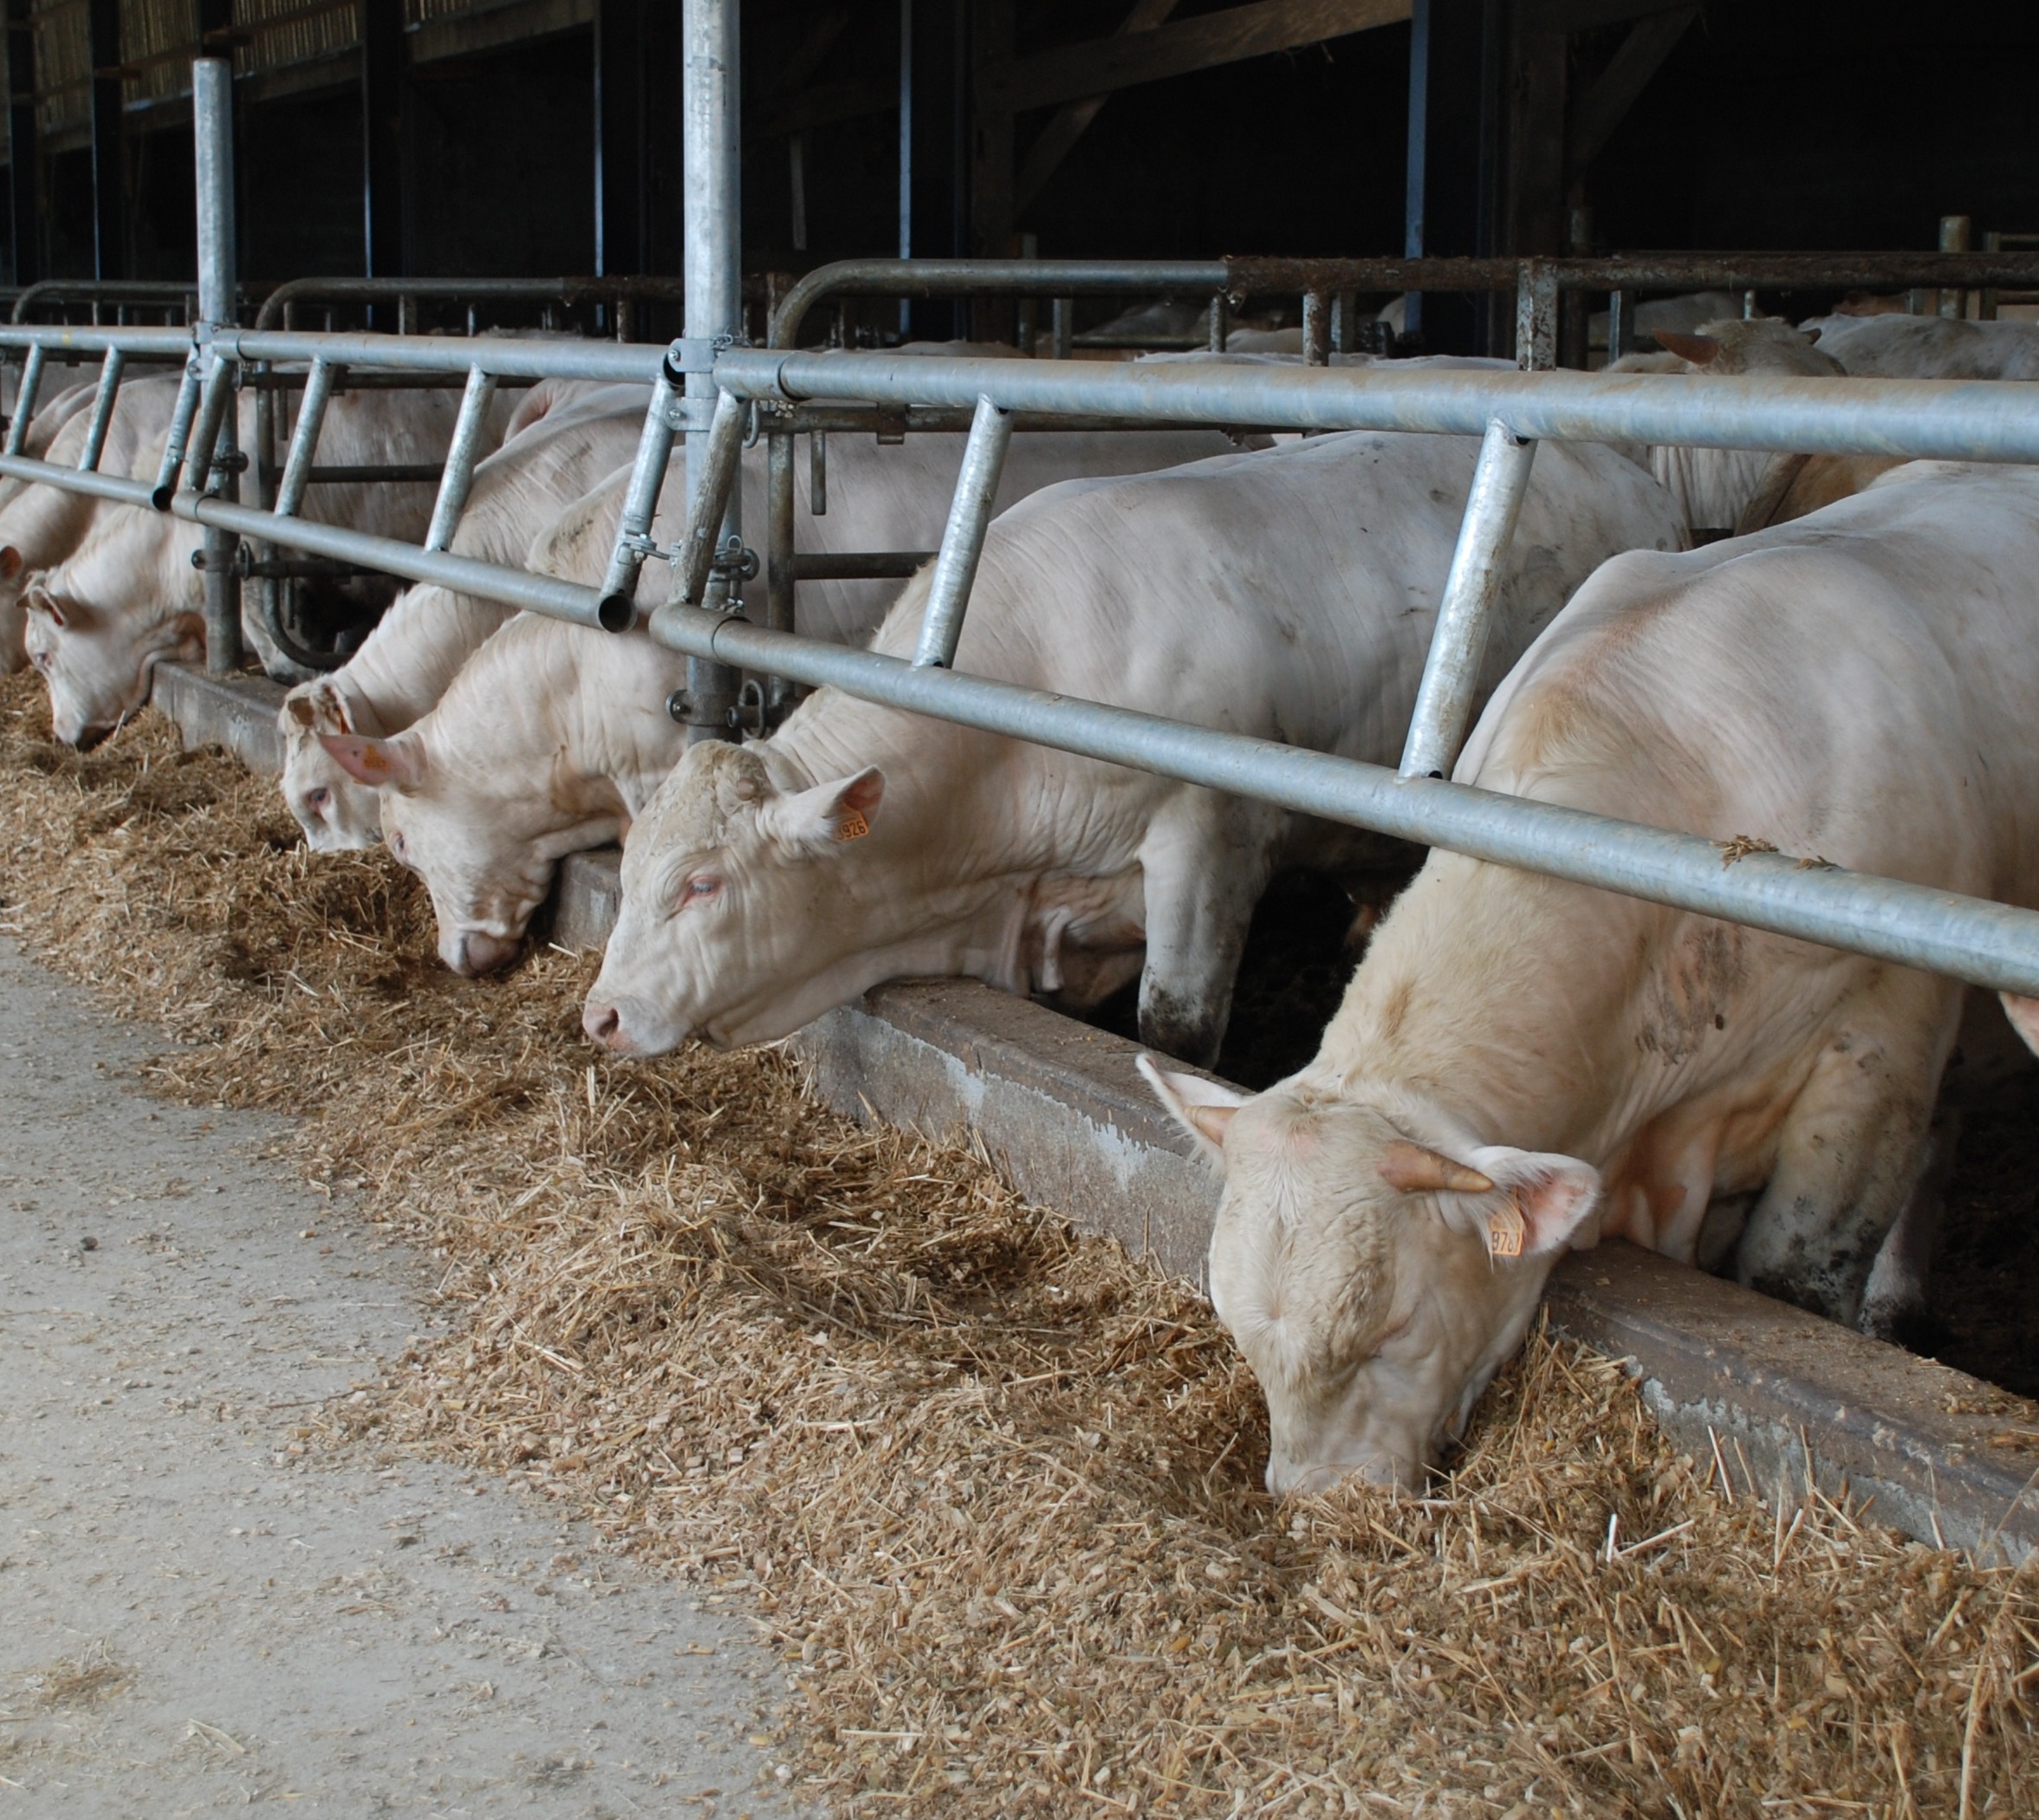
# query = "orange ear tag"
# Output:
<box><xmin>1486</xmin><ymin>1199</ymin><xmax>1526</xmax><ymax>1259</ymax></box>
<box><xmin>835</xmin><ymin>809</ymin><xmax>870</xmax><ymax>842</ymax></box>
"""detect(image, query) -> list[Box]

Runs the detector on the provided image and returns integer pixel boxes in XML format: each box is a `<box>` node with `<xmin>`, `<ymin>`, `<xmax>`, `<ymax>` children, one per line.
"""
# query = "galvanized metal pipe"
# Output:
<box><xmin>193</xmin><ymin>58</ymin><xmax>241</xmax><ymax>676</ymax></box>
<box><xmin>148</xmin><ymin>355</ymin><xmax>205</xmax><ymax>507</ymax></box>
<box><xmin>765</xmin><ymin>422</ymin><xmax>797</xmax><ymax>718</ymax></box>
<box><xmin>1400</xmin><ymin>421</ymin><xmax>1538</xmax><ymax>779</ymax></box>
<box><xmin>1516</xmin><ymin>261</ymin><xmax>1558</xmax><ymax>372</ymax></box>
<box><xmin>1302</xmin><ymin>291</ymin><xmax>1329</xmax><ymax>367</ymax></box>
<box><xmin>912</xmin><ymin>393</ymin><xmax>1011</xmax><ymax>668</ymax></box>
<box><xmin>273</xmin><ymin>358</ymin><xmax>340</xmax><ymax>518</ymax></box>
<box><xmin>717</xmin><ymin>348</ymin><xmax>2039</xmax><ymax>463</ymax></box>
<box><xmin>594</xmin><ymin>367</ymin><xmax>683</xmax><ymax>629</ymax></box>
<box><xmin>4</xmin><ymin>341</ymin><xmax>43</xmax><ymax>455</ymax></box>
<box><xmin>75</xmin><ymin>347</ymin><xmax>125</xmax><ymax>471</ymax></box>
<box><xmin>642</xmin><ymin>599</ymin><xmax>2039</xmax><ymax>1000</ymax></box>
<box><xmin>673</xmin><ymin>387</ymin><xmax>746</xmax><ymax>607</ymax></box>
<box><xmin>424</xmin><ymin>366</ymin><xmax>499</xmax><ymax>551</ymax></box>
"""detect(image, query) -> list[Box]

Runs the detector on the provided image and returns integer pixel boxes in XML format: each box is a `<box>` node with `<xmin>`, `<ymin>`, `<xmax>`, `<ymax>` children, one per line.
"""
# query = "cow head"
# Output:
<box><xmin>280</xmin><ymin>682</ymin><xmax>383</xmax><ymax>851</ymax></box>
<box><xmin>1141</xmin><ymin>1059</ymin><xmax>1601</xmax><ymax>1494</ymax></box>
<box><xmin>581</xmin><ymin>740</ymin><xmax>886</xmax><ymax>1054</ymax></box>
<box><xmin>26</xmin><ymin>582</ymin><xmax>203</xmax><ymax>749</ymax></box>
<box><xmin>319</xmin><ymin>728</ymin><xmax>628</xmax><ymax>977</ymax></box>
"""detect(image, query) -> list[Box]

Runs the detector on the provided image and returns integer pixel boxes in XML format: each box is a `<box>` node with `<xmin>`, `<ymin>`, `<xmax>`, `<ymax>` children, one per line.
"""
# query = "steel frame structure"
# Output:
<box><xmin>4</xmin><ymin>53</ymin><xmax>2039</xmax><ymax>1023</ymax></box>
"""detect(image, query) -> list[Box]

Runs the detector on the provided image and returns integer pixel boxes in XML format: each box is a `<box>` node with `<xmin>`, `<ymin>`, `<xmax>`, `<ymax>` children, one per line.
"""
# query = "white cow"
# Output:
<box><xmin>279</xmin><ymin>384</ymin><xmax>656</xmax><ymax>849</ymax></box>
<box><xmin>0</xmin><ymin>375</ymin><xmax>185</xmax><ymax>672</ymax></box>
<box><xmin>24</xmin><ymin>384</ymin><xmax>476</xmax><ymax>747</ymax></box>
<box><xmin>1803</xmin><ymin>314</ymin><xmax>2039</xmax><ymax>380</ymax></box>
<box><xmin>303</xmin><ymin>421</ymin><xmax>1245</xmax><ymax>959</ymax></box>
<box><xmin>1610</xmin><ymin>318</ymin><xmax>1845</xmax><ymax>534</ymax></box>
<box><xmin>581</xmin><ymin>426</ymin><xmax>1685</xmax><ymax>1067</ymax></box>
<box><xmin>1143</xmin><ymin>461</ymin><xmax>2039</xmax><ymax>1493</ymax></box>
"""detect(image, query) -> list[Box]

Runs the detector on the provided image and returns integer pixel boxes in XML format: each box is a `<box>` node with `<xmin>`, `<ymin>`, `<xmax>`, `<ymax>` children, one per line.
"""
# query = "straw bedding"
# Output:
<box><xmin>2</xmin><ymin>668</ymin><xmax>2035</xmax><ymax>1818</ymax></box>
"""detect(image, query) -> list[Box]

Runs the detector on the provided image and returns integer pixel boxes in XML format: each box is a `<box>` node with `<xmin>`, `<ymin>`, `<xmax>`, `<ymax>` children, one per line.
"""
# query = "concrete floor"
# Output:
<box><xmin>0</xmin><ymin>938</ymin><xmax>798</xmax><ymax>1817</ymax></box>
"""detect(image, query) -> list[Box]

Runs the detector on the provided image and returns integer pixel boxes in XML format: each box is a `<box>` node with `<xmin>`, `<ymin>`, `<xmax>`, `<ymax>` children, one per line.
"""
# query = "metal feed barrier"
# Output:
<box><xmin>6</xmin><ymin>46</ymin><xmax>2039</xmax><ymax>1032</ymax></box>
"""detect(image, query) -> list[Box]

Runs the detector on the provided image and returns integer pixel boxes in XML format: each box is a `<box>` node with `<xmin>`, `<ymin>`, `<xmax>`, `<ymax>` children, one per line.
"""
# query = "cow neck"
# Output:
<box><xmin>551</xmin><ymin>627</ymin><xmax>691</xmax><ymax>818</ymax></box>
<box><xmin>1307</xmin><ymin>854</ymin><xmax>1657</xmax><ymax>1163</ymax></box>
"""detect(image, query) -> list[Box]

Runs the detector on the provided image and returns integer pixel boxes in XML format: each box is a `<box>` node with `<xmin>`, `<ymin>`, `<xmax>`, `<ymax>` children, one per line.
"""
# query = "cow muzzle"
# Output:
<box><xmin>580</xmin><ymin>992</ymin><xmax>685</xmax><ymax>1056</ymax></box>
<box><xmin>445</xmin><ymin>929</ymin><xmax>522</xmax><ymax>977</ymax></box>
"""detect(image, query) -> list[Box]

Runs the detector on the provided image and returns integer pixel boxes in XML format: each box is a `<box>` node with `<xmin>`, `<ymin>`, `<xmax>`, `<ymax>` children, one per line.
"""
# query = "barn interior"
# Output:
<box><xmin>8</xmin><ymin>0</ymin><xmax>2039</xmax><ymax>335</ymax></box>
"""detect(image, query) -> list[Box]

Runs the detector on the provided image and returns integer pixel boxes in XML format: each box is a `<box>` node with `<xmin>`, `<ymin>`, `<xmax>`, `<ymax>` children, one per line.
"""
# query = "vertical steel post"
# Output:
<box><xmin>77</xmin><ymin>348</ymin><xmax>126</xmax><ymax>471</ymax></box>
<box><xmin>149</xmin><ymin>355</ymin><xmax>205</xmax><ymax>506</ymax></box>
<box><xmin>1302</xmin><ymin>290</ymin><xmax>1330</xmax><ymax>366</ymax></box>
<box><xmin>674</xmin><ymin>388</ymin><xmax>746</xmax><ymax>608</ymax></box>
<box><xmin>424</xmin><ymin>367</ymin><xmax>499</xmax><ymax>551</ymax></box>
<box><xmin>1607</xmin><ymin>288</ymin><xmax>1631</xmax><ymax>363</ymax></box>
<box><xmin>1401</xmin><ymin>0</ymin><xmax>1429</xmax><ymax>345</ymax></box>
<box><xmin>6</xmin><ymin>0</ymin><xmax>40</xmax><ymax>289</ymax></box>
<box><xmin>595</xmin><ymin>365</ymin><xmax>682</xmax><ymax>627</ymax></box>
<box><xmin>1399</xmin><ymin>419</ymin><xmax>1538</xmax><ymax>779</ymax></box>
<box><xmin>1515</xmin><ymin>260</ymin><xmax>1557</xmax><ymax>371</ymax></box>
<box><xmin>898</xmin><ymin>0</ymin><xmax>913</xmax><ymax>341</ymax></box>
<box><xmin>912</xmin><ymin>394</ymin><xmax>1011</xmax><ymax>668</ymax></box>
<box><xmin>194</xmin><ymin>58</ymin><xmax>242</xmax><ymax>675</ymax></box>
<box><xmin>809</xmin><ymin>429</ymin><xmax>828</xmax><ymax>514</ymax></box>
<box><xmin>681</xmin><ymin>0</ymin><xmax>744</xmax><ymax>743</ymax></box>
<box><xmin>1050</xmin><ymin>296</ymin><xmax>1072</xmax><ymax>360</ymax></box>
<box><xmin>86</xmin><ymin>0</ymin><xmax>126</xmax><ymax>279</ymax></box>
<box><xmin>765</xmin><ymin>422</ymin><xmax>796</xmax><ymax>717</ymax></box>
<box><xmin>1939</xmin><ymin>214</ymin><xmax>1971</xmax><ymax>322</ymax></box>
<box><xmin>273</xmin><ymin>360</ymin><xmax>340</xmax><ymax>518</ymax></box>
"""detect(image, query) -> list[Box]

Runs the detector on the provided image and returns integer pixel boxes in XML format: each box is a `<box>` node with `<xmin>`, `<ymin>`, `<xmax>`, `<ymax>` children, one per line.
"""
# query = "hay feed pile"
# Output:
<box><xmin>2</xmin><ymin>668</ymin><xmax>2035</xmax><ymax>1819</ymax></box>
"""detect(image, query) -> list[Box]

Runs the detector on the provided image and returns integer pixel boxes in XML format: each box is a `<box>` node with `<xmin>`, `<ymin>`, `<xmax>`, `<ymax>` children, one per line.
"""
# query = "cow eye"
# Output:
<box><xmin>680</xmin><ymin>874</ymin><xmax>723</xmax><ymax>908</ymax></box>
<box><xmin>307</xmin><ymin>787</ymin><xmax>330</xmax><ymax>813</ymax></box>
<box><xmin>387</xmin><ymin>829</ymin><xmax>407</xmax><ymax>860</ymax></box>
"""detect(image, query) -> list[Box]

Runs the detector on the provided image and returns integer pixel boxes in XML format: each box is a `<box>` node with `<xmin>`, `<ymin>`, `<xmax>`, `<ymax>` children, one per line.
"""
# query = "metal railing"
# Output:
<box><xmin>770</xmin><ymin>251</ymin><xmax>2039</xmax><ymax>368</ymax></box>
<box><xmin>8</xmin><ymin>55</ymin><xmax>2039</xmax><ymax>1021</ymax></box>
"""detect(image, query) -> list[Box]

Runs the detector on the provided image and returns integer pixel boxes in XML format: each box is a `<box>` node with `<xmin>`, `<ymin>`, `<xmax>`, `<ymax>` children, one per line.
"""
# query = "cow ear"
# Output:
<box><xmin>317</xmin><ymin>731</ymin><xmax>425</xmax><ymax>793</ymax></box>
<box><xmin>1434</xmin><ymin>1146</ymin><xmax>1603</xmax><ymax>1261</ymax></box>
<box><xmin>760</xmin><ymin>766</ymin><xmax>884</xmax><ymax>856</ymax></box>
<box><xmin>284</xmin><ymin>681</ymin><xmax>352</xmax><ymax>734</ymax></box>
<box><xmin>1653</xmin><ymin>330</ymin><xmax>1721</xmax><ymax>367</ymax></box>
<box><xmin>25</xmin><ymin>582</ymin><xmax>65</xmax><ymax>628</ymax></box>
<box><xmin>1138</xmin><ymin>1055</ymin><xmax>1249</xmax><ymax>1169</ymax></box>
<box><xmin>2002</xmin><ymin>993</ymin><xmax>2039</xmax><ymax>1057</ymax></box>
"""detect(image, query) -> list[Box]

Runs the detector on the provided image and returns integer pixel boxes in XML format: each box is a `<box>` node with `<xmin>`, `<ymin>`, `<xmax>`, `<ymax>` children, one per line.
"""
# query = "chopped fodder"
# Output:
<box><xmin>2</xmin><ymin>669</ymin><xmax>2036</xmax><ymax>1818</ymax></box>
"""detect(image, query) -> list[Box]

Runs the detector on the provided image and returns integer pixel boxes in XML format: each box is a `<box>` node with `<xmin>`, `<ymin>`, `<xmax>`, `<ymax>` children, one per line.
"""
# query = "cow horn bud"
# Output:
<box><xmin>1378</xmin><ymin>1140</ymin><xmax>1495</xmax><ymax>1196</ymax></box>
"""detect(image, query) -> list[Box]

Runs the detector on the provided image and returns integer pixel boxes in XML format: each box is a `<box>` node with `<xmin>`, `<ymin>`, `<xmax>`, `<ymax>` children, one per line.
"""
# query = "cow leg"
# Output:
<box><xmin>1734</xmin><ymin>978</ymin><xmax>1961</xmax><ymax>1326</ymax></box>
<box><xmin>1859</xmin><ymin>1108</ymin><xmax>1960</xmax><ymax>1342</ymax></box>
<box><xmin>1134</xmin><ymin>791</ymin><xmax>1284</xmax><ymax>1067</ymax></box>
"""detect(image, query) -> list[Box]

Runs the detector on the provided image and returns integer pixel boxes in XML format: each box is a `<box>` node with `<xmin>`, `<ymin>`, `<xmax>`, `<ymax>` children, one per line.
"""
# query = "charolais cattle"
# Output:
<box><xmin>303</xmin><ymin>419</ymin><xmax>1246</xmax><ymax>959</ymax></box>
<box><xmin>278</xmin><ymin>383</ymin><xmax>654</xmax><ymax>849</ymax></box>
<box><xmin>24</xmin><ymin>382</ymin><xmax>488</xmax><ymax>747</ymax></box>
<box><xmin>1610</xmin><ymin>318</ymin><xmax>1846</xmax><ymax>536</ymax></box>
<box><xmin>1142</xmin><ymin>461</ymin><xmax>2039</xmax><ymax>1494</ymax></box>
<box><xmin>580</xmin><ymin>423</ymin><xmax>1685</xmax><ymax>1068</ymax></box>
<box><xmin>1802</xmin><ymin>313</ymin><xmax>2039</xmax><ymax>380</ymax></box>
<box><xmin>0</xmin><ymin>374</ymin><xmax>185</xmax><ymax>673</ymax></box>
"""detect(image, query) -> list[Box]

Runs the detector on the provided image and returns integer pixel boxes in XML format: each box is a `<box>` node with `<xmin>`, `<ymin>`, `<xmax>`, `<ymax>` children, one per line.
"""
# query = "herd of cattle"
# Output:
<box><xmin>7</xmin><ymin>307</ymin><xmax>2039</xmax><ymax>1497</ymax></box>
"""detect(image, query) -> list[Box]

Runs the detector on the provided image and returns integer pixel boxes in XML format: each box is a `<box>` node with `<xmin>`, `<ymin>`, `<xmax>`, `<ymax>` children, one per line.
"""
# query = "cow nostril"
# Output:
<box><xmin>583</xmin><ymin>1003</ymin><xmax>621</xmax><ymax>1047</ymax></box>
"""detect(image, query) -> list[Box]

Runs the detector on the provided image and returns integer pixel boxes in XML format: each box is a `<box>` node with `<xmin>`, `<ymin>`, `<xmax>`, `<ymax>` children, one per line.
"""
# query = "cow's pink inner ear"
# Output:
<box><xmin>1489</xmin><ymin>1153</ymin><xmax>1602</xmax><ymax>1258</ymax></box>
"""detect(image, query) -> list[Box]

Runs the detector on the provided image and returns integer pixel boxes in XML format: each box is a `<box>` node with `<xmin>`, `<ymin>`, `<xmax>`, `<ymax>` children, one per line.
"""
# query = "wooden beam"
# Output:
<box><xmin>1565</xmin><ymin>4</ymin><xmax>1695</xmax><ymax>174</ymax></box>
<box><xmin>1536</xmin><ymin>0</ymin><xmax>1692</xmax><ymax>35</ymax></box>
<box><xmin>1014</xmin><ymin>0</ymin><xmax>1182</xmax><ymax>214</ymax></box>
<box><xmin>991</xmin><ymin>0</ymin><xmax>1410</xmax><ymax>116</ymax></box>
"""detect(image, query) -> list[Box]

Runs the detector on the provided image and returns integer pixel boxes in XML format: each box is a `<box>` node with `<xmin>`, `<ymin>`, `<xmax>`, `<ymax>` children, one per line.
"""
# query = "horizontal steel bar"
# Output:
<box><xmin>0</xmin><ymin>326</ymin><xmax>662</xmax><ymax>385</ymax></box>
<box><xmin>0</xmin><ymin>453</ymin><xmax>619</xmax><ymax>630</ymax></box>
<box><xmin>791</xmin><ymin>550</ymin><xmax>932</xmax><ymax>580</ymax></box>
<box><xmin>641</xmin><ymin>603</ymin><xmax>2039</xmax><ymax>1000</ymax></box>
<box><xmin>720</xmin><ymin>348</ymin><xmax>2039</xmax><ymax>461</ymax></box>
<box><xmin>769</xmin><ymin>252</ymin><xmax>2039</xmax><ymax>347</ymax></box>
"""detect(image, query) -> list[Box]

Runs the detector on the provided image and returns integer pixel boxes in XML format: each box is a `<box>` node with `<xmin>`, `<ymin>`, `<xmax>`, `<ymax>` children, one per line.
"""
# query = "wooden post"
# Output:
<box><xmin>86</xmin><ymin>0</ymin><xmax>125</xmax><ymax>278</ymax></box>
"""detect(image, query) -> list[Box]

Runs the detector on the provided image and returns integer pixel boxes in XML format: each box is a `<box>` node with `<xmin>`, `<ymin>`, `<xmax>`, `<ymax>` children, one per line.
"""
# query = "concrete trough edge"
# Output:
<box><xmin>150</xmin><ymin>669</ymin><xmax>2039</xmax><ymax>1562</ymax></box>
